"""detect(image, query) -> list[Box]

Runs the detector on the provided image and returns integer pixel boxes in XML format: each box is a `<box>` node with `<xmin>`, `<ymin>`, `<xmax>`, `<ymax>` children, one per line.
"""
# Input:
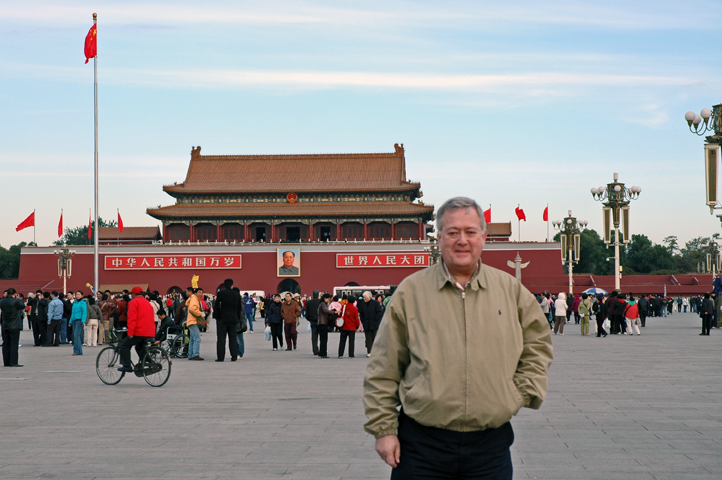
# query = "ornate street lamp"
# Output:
<box><xmin>706</xmin><ymin>238</ymin><xmax>721</xmax><ymax>280</ymax></box>
<box><xmin>684</xmin><ymin>105</ymin><xmax>722</xmax><ymax>215</ymax></box>
<box><xmin>423</xmin><ymin>235</ymin><xmax>441</xmax><ymax>265</ymax></box>
<box><xmin>53</xmin><ymin>247</ymin><xmax>76</xmax><ymax>294</ymax></box>
<box><xmin>552</xmin><ymin>211</ymin><xmax>587</xmax><ymax>294</ymax></box>
<box><xmin>591</xmin><ymin>173</ymin><xmax>641</xmax><ymax>292</ymax></box>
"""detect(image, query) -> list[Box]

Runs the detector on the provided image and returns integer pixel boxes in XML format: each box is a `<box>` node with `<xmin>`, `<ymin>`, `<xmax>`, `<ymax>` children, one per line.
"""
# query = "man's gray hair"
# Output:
<box><xmin>436</xmin><ymin>197</ymin><xmax>487</xmax><ymax>233</ymax></box>
<box><xmin>363</xmin><ymin>291</ymin><xmax>372</xmax><ymax>300</ymax></box>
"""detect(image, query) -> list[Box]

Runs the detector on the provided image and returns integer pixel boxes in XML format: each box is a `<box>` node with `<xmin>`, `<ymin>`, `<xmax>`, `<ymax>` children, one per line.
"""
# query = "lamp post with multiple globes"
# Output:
<box><xmin>684</xmin><ymin>105</ymin><xmax>722</xmax><ymax>216</ymax></box>
<box><xmin>590</xmin><ymin>173</ymin><xmax>641</xmax><ymax>292</ymax></box>
<box><xmin>552</xmin><ymin>211</ymin><xmax>587</xmax><ymax>294</ymax></box>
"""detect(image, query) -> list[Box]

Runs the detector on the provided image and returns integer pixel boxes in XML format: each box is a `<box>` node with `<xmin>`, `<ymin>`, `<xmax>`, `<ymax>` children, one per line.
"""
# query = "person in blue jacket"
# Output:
<box><xmin>70</xmin><ymin>291</ymin><xmax>87</xmax><ymax>356</ymax></box>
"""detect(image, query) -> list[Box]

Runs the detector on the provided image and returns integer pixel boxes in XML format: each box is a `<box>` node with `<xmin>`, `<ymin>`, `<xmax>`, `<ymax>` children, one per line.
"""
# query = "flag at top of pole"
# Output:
<box><xmin>16</xmin><ymin>212</ymin><xmax>35</xmax><ymax>232</ymax></box>
<box><xmin>84</xmin><ymin>22</ymin><xmax>97</xmax><ymax>63</ymax></box>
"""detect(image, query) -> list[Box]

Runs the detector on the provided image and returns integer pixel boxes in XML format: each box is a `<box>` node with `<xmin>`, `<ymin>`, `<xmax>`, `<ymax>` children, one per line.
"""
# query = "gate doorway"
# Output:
<box><xmin>277</xmin><ymin>278</ymin><xmax>301</xmax><ymax>295</ymax></box>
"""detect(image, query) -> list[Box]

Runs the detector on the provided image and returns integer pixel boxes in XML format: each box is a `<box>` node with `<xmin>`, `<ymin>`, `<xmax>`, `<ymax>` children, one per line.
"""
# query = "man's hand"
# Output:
<box><xmin>375</xmin><ymin>435</ymin><xmax>400</xmax><ymax>468</ymax></box>
<box><xmin>128</xmin><ymin>335</ymin><xmax>134</xmax><ymax>339</ymax></box>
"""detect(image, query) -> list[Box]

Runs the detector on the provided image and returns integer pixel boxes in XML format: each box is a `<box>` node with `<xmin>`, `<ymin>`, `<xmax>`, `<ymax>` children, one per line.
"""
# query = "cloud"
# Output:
<box><xmin>0</xmin><ymin>0</ymin><xmax>718</xmax><ymax>31</ymax></box>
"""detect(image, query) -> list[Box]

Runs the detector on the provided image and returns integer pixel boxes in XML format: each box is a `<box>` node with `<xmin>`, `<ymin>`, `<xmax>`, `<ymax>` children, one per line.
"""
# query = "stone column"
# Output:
<box><xmin>216</xmin><ymin>223</ymin><xmax>222</xmax><ymax>242</ymax></box>
<box><xmin>336</xmin><ymin>221</ymin><xmax>341</xmax><ymax>241</ymax></box>
<box><xmin>363</xmin><ymin>221</ymin><xmax>368</xmax><ymax>241</ymax></box>
<box><xmin>418</xmin><ymin>220</ymin><xmax>424</xmax><ymax>240</ymax></box>
<box><xmin>309</xmin><ymin>221</ymin><xmax>314</xmax><ymax>241</ymax></box>
<box><xmin>162</xmin><ymin>223</ymin><xmax>169</xmax><ymax>243</ymax></box>
<box><xmin>390</xmin><ymin>221</ymin><xmax>396</xmax><ymax>240</ymax></box>
<box><xmin>244</xmin><ymin>222</ymin><xmax>249</xmax><ymax>242</ymax></box>
<box><xmin>189</xmin><ymin>223</ymin><xmax>195</xmax><ymax>243</ymax></box>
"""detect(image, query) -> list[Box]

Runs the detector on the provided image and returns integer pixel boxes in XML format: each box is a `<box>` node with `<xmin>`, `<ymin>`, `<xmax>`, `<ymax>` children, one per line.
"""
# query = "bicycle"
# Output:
<box><xmin>170</xmin><ymin>324</ymin><xmax>189</xmax><ymax>359</ymax></box>
<box><xmin>96</xmin><ymin>329</ymin><xmax>172</xmax><ymax>387</ymax></box>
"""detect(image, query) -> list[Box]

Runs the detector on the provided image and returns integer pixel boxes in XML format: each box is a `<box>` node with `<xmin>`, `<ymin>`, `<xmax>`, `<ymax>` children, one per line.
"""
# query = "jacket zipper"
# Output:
<box><xmin>461</xmin><ymin>289</ymin><xmax>467</xmax><ymax>430</ymax></box>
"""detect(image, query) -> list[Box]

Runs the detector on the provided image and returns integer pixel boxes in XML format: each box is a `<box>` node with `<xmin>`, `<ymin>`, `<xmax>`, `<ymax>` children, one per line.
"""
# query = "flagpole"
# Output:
<box><xmin>117</xmin><ymin>208</ymin><xmax>119</xmax><ymax>246</ymax></box>
<box><xmin>518</xmin><ymin>204</ymin><xmax>521</xmax><ymax>242</ymax></box>
<box><xmin>33</xmin><ymin>209</ymin><xmax>36</xmax><ymax>245</ymax></box>
<box><xmin>93</xmin><ymin>12</ymin><xmax>99</xmax><ymax>296</ymax></box>
<box><xmin>546</xmin><ymin>203</ymin><xmax>549</xmax><ymax>242</ymax></box>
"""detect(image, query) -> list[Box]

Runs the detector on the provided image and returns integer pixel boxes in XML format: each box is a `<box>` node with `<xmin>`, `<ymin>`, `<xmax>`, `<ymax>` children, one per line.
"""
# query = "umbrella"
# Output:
<box><xmin>583</xmin><ymin>287</ymin><xmax>608</xmax><ymax>295</ymax></box>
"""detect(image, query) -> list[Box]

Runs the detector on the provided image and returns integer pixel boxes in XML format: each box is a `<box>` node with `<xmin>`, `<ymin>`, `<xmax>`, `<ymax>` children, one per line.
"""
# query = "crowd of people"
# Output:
<box><xmin>535</xmin><ymin>291</ymin><xmax>717</xmax><ymax>337</ymax></box>
<box><xmin>0</xmin><ymin>283</ymin><xmax>391</xmax><ymax>367</ymax></box>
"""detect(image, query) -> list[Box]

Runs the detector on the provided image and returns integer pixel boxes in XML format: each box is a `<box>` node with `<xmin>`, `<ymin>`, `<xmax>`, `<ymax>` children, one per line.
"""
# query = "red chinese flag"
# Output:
<box><xmin>88</xmin><ymin>214</ymin><xmax>92</xmax><ymax>239</ymax></box>
<box><xmin>16</xmin><ymin>212</ymin><xmax>35</xmax><ymax>232</ymax></box>
<box><xmin>84</xmin><ymin>24</ymin><xmax>97</xmax><ymax>64</ymax></box>
<box><xmin>543</xmin><ymin>206</ymin><xmax>549</xmax><ymax>222</ymax></box>
<box><xmin>515</xmin><ymin>206</ymin><xmax>527</xmax><ymax>222</ymax></box>
<box><xmin>483</xmin><ymin>208</ymin><xmax>491</xmax><ymax>223</ymax></box>
<box><xmin>58</xmin><ymin>212</ymin><xmax>63</xmax><ymax>237</ymax></box>
<box><xmin>118</xmin><ymin>211</ymin><xmax>124</xmax><ymax>233</ymax></box>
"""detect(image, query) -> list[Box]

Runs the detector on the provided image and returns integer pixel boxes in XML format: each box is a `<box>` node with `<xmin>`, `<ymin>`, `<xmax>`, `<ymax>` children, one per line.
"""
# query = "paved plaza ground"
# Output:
<box><xmin>1</xmin><ymin>312</ymin><xmax>721</xmax><ymax>479</ymax></box>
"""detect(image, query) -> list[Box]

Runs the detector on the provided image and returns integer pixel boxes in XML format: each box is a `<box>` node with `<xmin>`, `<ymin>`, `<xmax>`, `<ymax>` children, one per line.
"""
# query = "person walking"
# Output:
<box><xmin>1</xmin><ymin>288</ymin><xmax>25</xmax><ymax>367</ymax></box>
<box><xmin>281</xmin><ymin>293</ymin><xmax>301</xmax><ymax>351</ymax></box>
<box><xmin>625</xmin><ymin>296</ymin><xmax>641</xmax><ymax>335</ymax></box>
<box><xmin>593</xmin><ymin>294</ymin><xmax>608</xmax><ymax>337</ymax></box>
<box><xmin>338</xmin><ymin>295</ymin><xmax>360</xmax><ymax>358</ymax></box>
<box><xmin>214</xmin><ymin>279</ymin><xmax>242</xmax><ymax>362</ymax></box>
<box><xmin>242</xmin><ymin>292</ymin><xmax>255</xmax><ymax>333</ymax></box>
<box><xmin>358</xmin><ymin>291</ymin><xmax>384</xmax><ymax>357</ymax></box>
<box><xmin>186</xmin><ymin>288</ymin><xmax>204</xmax><ymax>360</ymax></box>
<box><xmin>363</xmin><ymin>197</ymin><xmax>552</xmax><ymax>478</ymax></box>
<box><xmin>578</xmin><ymin>293</ymin><xmax>591</xmax><ymax>336</ymax></box>
<box><xmin>45</xmin><ymin>291</ymin><xmax>63</xmax><ymax>346</ymax></box>
<box><xmin>266</xmin><ymin>294</ymin><xmax>284</xmax><ymax>351</ymax></box>
<box><xmin>69</xmin><ymin>292</ymin><xmax>87</xmax><ymax>356</ymax></box>
<box><xmin>637</xmin><ymin>294</ymin><xmax>649</xmax><ymax>327</ymax></box>
<box><xmin>700</xmin><ymin>292</ymin><xmax>714</xmax><ymax>336</ymax></box>
<box><xmin>317</xmin><ymin>294</ymin><xmax>333</xmax><ymax>358</ymax></box>
<box><xmin>98</xmin><ymin>294</ymin><xmax>116</xmax><ymax>344</ymax></box>
<box><xmin>86</xmin><ymin>296</ymin><xmax>102</xmax><ymax>347</ymax></box>
<box><xmin>305</xmin><ymin>290</ymin><xmax>321</xmax><ymax>355</ymax></box>
<box><xmin>553</xmin><ymin>292</ymin><xmax>568</xmax><ymax>335</ymax></box>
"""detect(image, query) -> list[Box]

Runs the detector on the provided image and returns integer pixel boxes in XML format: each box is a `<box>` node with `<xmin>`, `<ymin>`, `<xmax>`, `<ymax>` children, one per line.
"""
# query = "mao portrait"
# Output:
<box><xmin>277</xmin><ymin>248</ymin><xmax>301</xmax><ymax>277</ymax></box>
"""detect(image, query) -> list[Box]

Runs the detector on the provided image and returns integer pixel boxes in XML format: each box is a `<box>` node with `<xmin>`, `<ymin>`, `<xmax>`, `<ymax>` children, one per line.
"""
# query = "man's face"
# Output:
<box><xmin>364</xmin><ymin>296</ymin><xmax>370</xmax><ymax>303</ymax></box>
<box><xmin>75</xmin><ymin>292</ymin><xmax>83</xmax><ymax>300</ymax></box>
<box><xmin>283</xmin><ymin>252</ymin><xmax>294</xmax><ymax>268</ymax></box>
<box><xmin>196</xmin><ymin>289</ymin><xmax>204</xmax><ymax>298</ymax></box>
<box><xmin>274</xmin><ymin>296</ymin><xmax>281</xmax><ymax>303</ymax></box>
<box><xmin>438</xmin><ymin>207</ymin><xmax>487</xmax><ymax>272</ymax></box>
<box><xmin>285</xmin><ymin>293</ymin><xmax>292</xmax><ymax>303</ymax></box>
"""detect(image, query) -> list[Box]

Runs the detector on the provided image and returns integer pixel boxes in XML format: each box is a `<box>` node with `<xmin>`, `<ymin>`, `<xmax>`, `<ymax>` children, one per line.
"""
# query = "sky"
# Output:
<box><xmin>2</xmin><ymin>0</ymin><xmax>722</xmax><ymax>251</ymax></box>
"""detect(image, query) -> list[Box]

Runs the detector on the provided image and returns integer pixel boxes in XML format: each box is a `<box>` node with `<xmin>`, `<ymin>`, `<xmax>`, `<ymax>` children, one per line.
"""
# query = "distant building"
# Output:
<box><xmin>147</xmin><ymin>144</ymin><xmax>434</xmax><ymax>243</ymax></box>
<box><xmin>98</xmin><ymin>226</ymin><xmax>161</xmax><ymax>246</ymax></box>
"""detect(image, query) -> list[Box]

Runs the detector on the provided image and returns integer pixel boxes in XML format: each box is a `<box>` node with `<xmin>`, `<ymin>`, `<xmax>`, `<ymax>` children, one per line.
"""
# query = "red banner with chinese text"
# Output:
<box><xmin>105</xmin><ymin>255</ymin><xmax>242</xmax><ymax>270</ymax></box>
<box><xmin>336</xmin><ymin>253</ymin><xmax>429</xmax><ymax>268</ymax></box>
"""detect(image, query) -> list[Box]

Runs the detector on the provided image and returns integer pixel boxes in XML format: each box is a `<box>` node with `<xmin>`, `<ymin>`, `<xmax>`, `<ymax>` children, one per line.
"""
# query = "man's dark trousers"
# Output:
<box><xmin>216</xmin><ymin>321</ymin><xmax>238</xmax><ymax>361</ymax></box>
<box><xmin>391</xmin><ymin>411</ymin><xmax>513</xmax><ymax>480</ymax></box>
<box><xmin>30</xmin><ymin>315</ymin><xmax>44</xmax><ymax>346</ymax></box>
<box><xmin>46</xmin><ymin>320</ymin><xmax>61</xmax><ymax>346</ymax></box>
<box><xmin>364</xmin><ymin>329</ymin><xmax>377</xmax><ymax>354</ymax></box>
<box><xmin>2</xmin><ymin>329</ymin><xmax>20</xmax><ymax>366</ymax></box>
<box><xmin>120</xmin><ymin>336</ymin><xmax>151</xmax><ymax>368</ymax></box>
<box><xmin>702</xmin><ymin>315</ymin><xmax>712</xmax><ymax>335</ymax></box>
<box><xmin>639</xmin><ymin>312</ymin><xmax>647</xmax><ymax>327</ymax></box>
<box><xmin>318</xmin><ymin>324</ymin><xmax>328</xmax><ymax>357</ymax></box>
<box><xmin>309</xmin><ymin>321</ymin><xmax>319</xmax><ymax>355</ymax></box>
<box><xmin>270</xmin><ymin>323</ymin><xmax>283</xmax><ymax>349</ymax></box>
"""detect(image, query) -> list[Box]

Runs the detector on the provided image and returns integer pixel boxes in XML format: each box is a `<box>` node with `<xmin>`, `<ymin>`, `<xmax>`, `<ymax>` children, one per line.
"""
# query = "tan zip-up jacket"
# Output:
<box><xmin>363</xmin><ymin>261</ymin><xmax>553</xmax><ymax>438</ymax></box>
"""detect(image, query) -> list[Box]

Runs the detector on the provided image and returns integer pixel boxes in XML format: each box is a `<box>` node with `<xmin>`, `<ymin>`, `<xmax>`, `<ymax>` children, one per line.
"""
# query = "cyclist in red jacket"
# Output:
<box><xmin>118</xmin><ymin>286</ymin><xmax>157</xmax><ymax>372</ymax></box>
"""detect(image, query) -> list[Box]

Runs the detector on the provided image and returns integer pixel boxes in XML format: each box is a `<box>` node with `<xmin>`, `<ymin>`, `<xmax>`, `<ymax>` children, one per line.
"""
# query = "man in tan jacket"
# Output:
<box><xmin>363</xmin><ymin>197</ymin><xmax>553</xmax><ymax>479</ymax></box>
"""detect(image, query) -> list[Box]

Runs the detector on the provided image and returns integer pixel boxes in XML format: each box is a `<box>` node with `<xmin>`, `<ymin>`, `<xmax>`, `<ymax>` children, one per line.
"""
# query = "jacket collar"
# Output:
<box><xmin>436</xmin><ymin>259</ymin><xmax>485</xmax><ymax>292</ymax></box>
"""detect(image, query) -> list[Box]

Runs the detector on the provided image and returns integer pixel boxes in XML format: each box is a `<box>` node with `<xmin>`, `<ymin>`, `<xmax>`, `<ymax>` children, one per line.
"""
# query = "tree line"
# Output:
<box><xmin>554</xmin><ymin>229</ymin><xmax>718</xmax><ymax>275</ymax></box>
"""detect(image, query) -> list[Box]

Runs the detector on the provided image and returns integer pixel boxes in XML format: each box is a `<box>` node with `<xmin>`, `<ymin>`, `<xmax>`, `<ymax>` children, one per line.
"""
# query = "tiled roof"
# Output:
<box><xmin>487</xmin><ymin>222</ymin><xmax>512</xmax><ymax>236</ymax></box>
<box><xmin>147</xmin><ymin>201</ymin><xmax>434</xmax><ymax>220</ymax></box>
<box><xmin>163</xmin><ymin>144</ymin><xmax>419</xmax><ymax>194</ymax></box>
<box><xmin>98</xmin><ymin>226</ymin><xmax>161</xmax><ymax>240</ymax></box>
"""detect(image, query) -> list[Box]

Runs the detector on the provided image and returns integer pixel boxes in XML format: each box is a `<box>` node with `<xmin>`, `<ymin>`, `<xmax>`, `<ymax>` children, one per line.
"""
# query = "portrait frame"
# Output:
<box><xmin>277</xmin><ymin>247</ymin><xmax>301</xmax><ymax>277</ymax></box>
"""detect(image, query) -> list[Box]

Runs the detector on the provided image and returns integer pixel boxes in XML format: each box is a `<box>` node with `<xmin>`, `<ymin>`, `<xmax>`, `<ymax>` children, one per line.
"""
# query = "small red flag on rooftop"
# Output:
<box><xmin>16</xmin><ymin>211</ymin><xmax>35</xmax><ymax>232</ymax></box>
<box><xmin>58</xmin><ymin>210</ymin><xmax>64</xmax><ymax>238</ymax></box>
<box><xmin>483</xmin><ymin>207</ymin><xmax>491</xmax><ymax>223</ymax></box>
<box><xmin>84</xmin><ymin>23</ymin><xmax>97</xmax><ymax>64</ymax></box>
<box><xmin>118</xmin><ymin>210</ymin><xmax>124</xmax><ymax>233</ymax></box>
<box><xmin>543</xmin><ymin>206</ymin><xmax>549</xmax><ymax>222</ymax></box>
<box><xmin>515</xmin><ymin>206</ymin><xmax>527</xmax><ymax>222</ymax></box>
<box><xmin>88</xmin><ymin>211</ymin><xmax>92</xmax><ymax>239</ymax></box>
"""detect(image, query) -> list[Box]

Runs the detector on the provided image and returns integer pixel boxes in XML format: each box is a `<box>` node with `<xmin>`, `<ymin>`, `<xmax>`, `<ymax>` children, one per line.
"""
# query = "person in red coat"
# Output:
<box><xmin>338</xmin><ymin>295</ymin><xmax>361</xmax><ymax>358</ymax></box>
<box><xmin>118</xmin><ymin>286</ymin><xmax>157</xmax><ymax>372</ymax></box>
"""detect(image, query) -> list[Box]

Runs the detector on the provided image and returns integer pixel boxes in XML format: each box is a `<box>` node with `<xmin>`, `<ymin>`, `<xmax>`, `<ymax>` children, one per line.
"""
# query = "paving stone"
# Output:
<box><xmin>3</xmin><ymin>313</ymin><xmax>722</xmax><ymax>479</ymax></box>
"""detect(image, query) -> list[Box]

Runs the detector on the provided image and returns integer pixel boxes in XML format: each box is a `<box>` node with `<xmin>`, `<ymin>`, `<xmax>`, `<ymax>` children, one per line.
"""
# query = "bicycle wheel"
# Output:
<box><xmin>142</xmin><ymin>346</ymin><xmax>171</xmax><ymax>387</ymax></box>
<box><xmin>171</xmin><ymin>334</ymin><xmax>188</xmax><ymax>358</ymax></box>
<box><xmin>96</xmin><ymin>346</ymin><xmax>125</xmax><ymax>385</ymax></box>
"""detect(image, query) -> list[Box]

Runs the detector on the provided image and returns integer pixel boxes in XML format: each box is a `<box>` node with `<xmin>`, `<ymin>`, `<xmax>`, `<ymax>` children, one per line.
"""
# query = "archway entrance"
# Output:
<box><xmin>345</xmin><ymin>282</ymin><xmax>359</xmax><ymax>287</ymax></box>
<box><xmin>167</xmin><ymin>286</ymin><xmax>183</xmax><ymax>295</ymax></box>
<box><xmin>277</xmin><ymin>278</ymin><xmax>301</xmax><ymax>295</ymax></box>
